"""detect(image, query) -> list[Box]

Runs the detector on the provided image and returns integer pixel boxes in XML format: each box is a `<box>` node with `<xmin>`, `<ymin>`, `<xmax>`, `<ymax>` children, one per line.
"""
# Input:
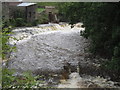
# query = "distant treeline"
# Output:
<box><xmin>37</xmin><ymin>2</ymin><xmax>58</xmax><ymax>7</ymax></box>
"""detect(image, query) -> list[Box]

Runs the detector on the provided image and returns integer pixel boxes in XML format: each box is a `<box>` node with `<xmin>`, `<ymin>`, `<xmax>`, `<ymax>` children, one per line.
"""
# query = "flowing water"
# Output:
<box><xmin>7</xmin><ymin>23</ymin><xmax>120</xmax><ymax>88</ymax></box>
<box><xmin>8</xmin><ymin>23</ymin><xmax>86</xmax><ymax>72</ymax></box>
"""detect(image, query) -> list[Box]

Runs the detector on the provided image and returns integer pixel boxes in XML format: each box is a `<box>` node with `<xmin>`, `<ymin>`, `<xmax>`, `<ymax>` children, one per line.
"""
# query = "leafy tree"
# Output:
<box><xmin>59</xmin><ymin>2</ymin><xmax>120</xmax><ymax>72</ymax></box>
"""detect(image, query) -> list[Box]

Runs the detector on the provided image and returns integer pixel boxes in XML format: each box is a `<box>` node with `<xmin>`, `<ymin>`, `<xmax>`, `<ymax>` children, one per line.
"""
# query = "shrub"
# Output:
<box><xmin>14</xmin><ymin>18</ymin><xmax>26</xmax><ymax>27</ymax></box>
<box><xmin>31</xmin><ymin>20</ymin><xmax>39</xmax><ymax>26</ymax></box>
<box><xmin>2</xmin><ymin>25</ymin><xmax>16</xmax><ymax>59</ymax></box>
<box><xmin>2</xmin><ymin>68</ymin><xmax>40</xmax><ymax>89</ymax></box>
<box><xmin>37</xmin><ymin>12</ymin><xmax>49</xmax><ymax>24</ymax></box>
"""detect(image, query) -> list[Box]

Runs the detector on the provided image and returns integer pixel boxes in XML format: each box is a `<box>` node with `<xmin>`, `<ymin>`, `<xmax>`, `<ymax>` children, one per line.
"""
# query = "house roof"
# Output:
<box><xmin>17</xmin><ymin>3</ymin><xmax>36</xmax><ymax>7</ymax></box>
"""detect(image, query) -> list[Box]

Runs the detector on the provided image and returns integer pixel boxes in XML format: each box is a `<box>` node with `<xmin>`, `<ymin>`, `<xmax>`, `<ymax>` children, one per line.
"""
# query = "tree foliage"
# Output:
<box><xmin>1</xmin><ymin>24</ymin><xmax>16</xmax><ymax>59</ymax></box>
<box><xmin>58</xmin><ymin>2</ymin><xmax>120</xmax><ymax>72</ymax></box>
<box><xmin>2</xmin><ymin>68</ymin><xmax>40</xmax><ymax>89</ymax></box>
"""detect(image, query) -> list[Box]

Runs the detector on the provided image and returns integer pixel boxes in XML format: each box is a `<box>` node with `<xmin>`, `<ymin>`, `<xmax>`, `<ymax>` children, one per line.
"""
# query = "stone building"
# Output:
<box><xmin>2</xmin><ymin>2</ymin><xmax>37</xmax><ymax>23</ymax></box>
<box><xmin>45</xmin><ymin>6</ymin><xmax>56</xmax><ymax>14</ymax></box>
<box><xmin>45</xmin><ymin>6</ymin><xmax>59</xmax><ymax>23</ymax></box>
<box><xmin>17</xmin><ymin>3</ymin><xmax>37</xmax><ymax>22</ymax></box>
<box><xmin>2</xmin><ymin>2</ymin><xmax>22</xmax><ymax>21</ymax></box>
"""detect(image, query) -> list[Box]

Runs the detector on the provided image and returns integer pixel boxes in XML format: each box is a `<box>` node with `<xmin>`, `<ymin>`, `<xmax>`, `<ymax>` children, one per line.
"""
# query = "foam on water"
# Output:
<box><xmin>8</xmin><ymin>23</ymin><xmax>86</xmax><ymax>72</ymax></box>
<box><xmin>9</xmin><ymin>23</ymin><xmax>72</xmax><ymax>45</ymax></box>
<box><xmin>58</xmin><ymin>72</ymin><xmax>117</xmax><ymax>88</ymax></box>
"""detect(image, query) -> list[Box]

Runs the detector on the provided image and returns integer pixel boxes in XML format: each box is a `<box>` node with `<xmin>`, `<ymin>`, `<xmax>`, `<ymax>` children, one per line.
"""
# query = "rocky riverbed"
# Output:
<box><xmin>6</xmin><ymin>23</ymin><xmax>120</xmax><ymax>88</ymax></box>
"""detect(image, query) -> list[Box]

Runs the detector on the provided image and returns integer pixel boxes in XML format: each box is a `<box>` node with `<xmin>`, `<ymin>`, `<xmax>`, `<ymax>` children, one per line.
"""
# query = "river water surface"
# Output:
<box><xmin>7</xmin><ymin>23</ymin><xmax>120</xmax><ymax>88</ymax></box>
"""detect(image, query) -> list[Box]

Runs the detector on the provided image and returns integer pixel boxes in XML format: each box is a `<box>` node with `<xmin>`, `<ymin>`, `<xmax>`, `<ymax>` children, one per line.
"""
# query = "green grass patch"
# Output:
<box><xmin>37</xmin><ymin>8</ymin><xmax>45</xmax><ymax>13</ymax></box>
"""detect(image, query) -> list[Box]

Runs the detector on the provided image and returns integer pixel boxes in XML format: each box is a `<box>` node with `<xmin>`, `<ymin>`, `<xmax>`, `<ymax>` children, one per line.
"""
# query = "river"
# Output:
<box><xmin>7</xmin><ymin>23</ymin><xmax>120</xmax><ymax>88</ymax></box>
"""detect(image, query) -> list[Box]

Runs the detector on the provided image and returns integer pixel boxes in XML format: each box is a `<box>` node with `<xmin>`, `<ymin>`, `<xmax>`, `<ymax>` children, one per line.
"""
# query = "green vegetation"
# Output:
<box><xmin>37</xmin><ymin>2</ymin><xmax>58</xmax><ymax>7</ymax></box>
<box><xmin>1</xmin><ymin>24</ymin><xmax>16</xmax><ymax>60</ymax></box>
<box><xmin>0</xmin><ymin>31</ymin><xmax>2</xmax><ymax>58</ymax></box>
<box><xmin>58</xmin><ymin>2</ymin><xmax>120</xmax><ymax>73</ymax></box>
<box><xmin>37</xmin><ymin>13</ymin><xmax>49</xmax><ymax>24</ymax></box>
<box><xmin>37</xmin><ymin>8</ymin><xmax>45</xmax><ymax>13</ymax></box>
<box><xmin>57</xmin><ymin>2</ymin><xmax>74</xmax><ymax>22</ymax></box>
<box><xmin>8</xmin><ymin>9</ymin><xmax>38</xmax><ymax>27</ymax></box>
<box><xmin>37</xmin><ymin>2</ymin><xmax>59</xmax><ymax>24</ymax></box>
<box><xmin>2</xmin><ymin>68</ymin><xmax>41</xmax><ymax>88</ymax></box>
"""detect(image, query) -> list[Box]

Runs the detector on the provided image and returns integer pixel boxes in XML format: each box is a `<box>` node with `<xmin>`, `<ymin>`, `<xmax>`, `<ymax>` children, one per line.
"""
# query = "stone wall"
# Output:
<box><xmin>2</xmin><ymin>2</ymin><xmax>10</xmax><ymax>22</ymax></box>
<box><xmin>2</xmin><ymin>2</ymin><xmax>37</xmax><ymax>23</ymax></box>
<box><xmin>26</xmin><ymin>5</ymin><xmax>37</xmax><ymax>22</ymax></box>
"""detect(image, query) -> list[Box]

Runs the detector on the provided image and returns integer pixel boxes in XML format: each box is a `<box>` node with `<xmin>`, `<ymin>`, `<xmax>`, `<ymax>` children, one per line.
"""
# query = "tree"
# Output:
<box><xmin>58</xmin><ymin>2</ymin><xmax>120</xmax><ymax>72</ymax></box>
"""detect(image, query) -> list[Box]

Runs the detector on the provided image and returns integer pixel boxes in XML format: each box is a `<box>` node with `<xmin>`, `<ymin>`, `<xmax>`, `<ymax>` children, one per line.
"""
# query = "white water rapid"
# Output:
<box><xmin>8</xmin><ymin>23</ymin><xmax>86</xmax><ymax>72</ymax></box>
<box><xmin>7</xmin><ymin>23</ymin><xmax>120</xmax><ymax>88</ymax></box>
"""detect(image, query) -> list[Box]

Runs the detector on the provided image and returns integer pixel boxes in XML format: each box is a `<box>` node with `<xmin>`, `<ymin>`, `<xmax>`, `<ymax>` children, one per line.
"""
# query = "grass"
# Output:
<box><xmin>37</xmin><ymin>8</ymin><xmax>45</xmax><ymax>13</ymax></box>
<box><xmin>37</xmin><ymin>2</ymin><xmax>59</xmax><ymax>13</ymax></box>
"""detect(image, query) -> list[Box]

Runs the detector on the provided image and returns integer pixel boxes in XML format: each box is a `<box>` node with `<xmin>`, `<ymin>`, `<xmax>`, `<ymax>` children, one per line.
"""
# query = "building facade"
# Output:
<box><xmin>17</xmin><ymin>3</ymin><xmax>37</xmax><ymax>22</ymax></box>
<box><xmin>2</xmin><ymin>2</ymin><xmax>37</xmax><ymax>23</ymax></box>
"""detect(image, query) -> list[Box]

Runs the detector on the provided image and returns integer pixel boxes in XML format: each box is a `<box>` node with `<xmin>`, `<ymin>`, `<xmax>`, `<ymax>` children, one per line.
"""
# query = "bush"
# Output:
<box><xmin>1</xmin><ymin>25</ymin><xmax>16</xmax><ymax>59</ymax></box>
<box><xmin>37</xmin><ymin>12</ymin><xmax>49</xmax><ymax>24</ymax></box>
<box><xmin>2</xmin><ymin>68</ymin><xmax>40</xmax><ymax>89</ymax></box>
<box><xmin>31</xmin><ymin>20</ymin><xmax>39</xmax><ymax>26</ymax></box>
<box><xmin>107</xmin><ymin>44</ymin><xmax>120</xmax><ymax>72</ymax></box>
<box><xmin>24</xmin><ymin>23</ymin><xmax>32</xmax><ymax>27</ymax></box>
<box><xmin>14</xmin><ymin>18</ymin><xmax>26</xmax><ymax>27</ymax></box>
